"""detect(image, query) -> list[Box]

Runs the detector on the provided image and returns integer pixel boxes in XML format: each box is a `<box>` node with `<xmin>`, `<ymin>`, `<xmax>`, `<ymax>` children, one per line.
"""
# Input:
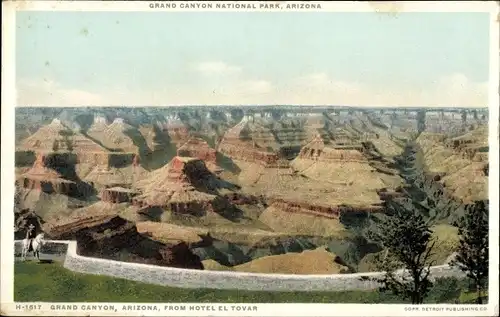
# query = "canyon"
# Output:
<box><xmin>13</xmin><ymin>106</ymin><xmax>489</xmax><ymax>274</ymax></box>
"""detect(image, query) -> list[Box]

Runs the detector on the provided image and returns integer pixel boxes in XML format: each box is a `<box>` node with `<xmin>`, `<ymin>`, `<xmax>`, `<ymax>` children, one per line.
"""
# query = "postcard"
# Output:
<box><xmin>1</xmin><ymin>1</ymin><xmax>499</xmax><ymax>316</ymax></box>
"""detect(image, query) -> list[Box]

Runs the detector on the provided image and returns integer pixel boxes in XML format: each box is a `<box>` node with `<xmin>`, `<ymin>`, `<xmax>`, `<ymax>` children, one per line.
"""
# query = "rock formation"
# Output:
<box><xmin>18</xmin><ymin>118</ymin><xmax>107</xmax><ymax>154</ymax></box>
<box><xmin>222</xmin><ymin>193</ymin><xmax>266</xmax><ymax>206</ymax></box>
<box><xmin>101</xmin><ymin>187</ymin><xmax>139</xmax><ymax>203</ymax></box>
<box><xmin>133</xmin><ymin>156</ymin><xmax>233</xmax><ymax>215</ymax></box>
<box><xmin>176</xmin><ymin>136</ymin><xmax>222</xmax><ymax>174</ymax></box>
<box><xmin>270</xmin><ymin>119</ymin><xmax>309</xmax><ymax>159</ymax></box>
<box><xmin>177</xmin><ymin>137</ymin><xmax>216</xmax><ymax>162</ymax></box>
<box><xmin>217</xmin><ymin>141</ymin><xmax>281</xmax><ymax>166</ymax></box>
<box><xmin>82</xmin><ymin>159</ymin><xmax>147</xmax><ymax>190</ymax></box>
<box><xmin>16</xmin><ymin>152</ymin><xmax>76</xmax><ymax>195</ymax></box>
<box><xmin>87</xmin><ymin>117</ymin><xmax>138</xmax><ymax>153</ymax></box>
<box><xmin>217</xmin><ymin>118</ymin><xmax>282</xmax><ymax>166</ymax></box>
<box><xmin>86</xmin><ymin>115</ymin><xmax>108</xmax><ymax>134</ymax></box>
<box><xmin>415</xmin><ymin>127</ymin><xmax>488</xmax><ymax>203</ymax></box>
<box><xmin>15</xmin><ymin>118</ymin><xmax>128</xmax><ymax>169</ymax></box>
<box><xmin>157</xmin><ymin>113</ymin><xmax>190</xmax><ymax>146</ymax></box>
<box><xmin>268</xmin><ymin>199</ymin><xmax>383</xmax><ymax>219</ymax></box>
<box><xmin>297</xmin><ymin>134</ymin><xmax>368</xmax><ymax>162</ymax></box>
<box><xmin>15</xmin><ymin>118</ymin><xmax>149</xmax><ymax>197</ymax></box>
<box><xmin>45</xmin><ymin>214</ymin><xmax>204</xmax><ymax>269</ymax></box>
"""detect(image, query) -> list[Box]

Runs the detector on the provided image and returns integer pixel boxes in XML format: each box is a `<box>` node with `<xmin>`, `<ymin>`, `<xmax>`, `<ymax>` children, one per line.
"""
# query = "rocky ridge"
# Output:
<box><xmin>44</xmin><ymin>214</ymin><xmax>204</xmax><ymax>269</ymax></box>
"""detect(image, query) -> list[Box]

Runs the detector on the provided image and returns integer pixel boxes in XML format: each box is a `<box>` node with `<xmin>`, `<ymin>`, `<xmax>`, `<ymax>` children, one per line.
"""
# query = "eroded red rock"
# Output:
<box><xmin>269</xmin><ymin>198</ymin><xmax>383</xmax><ymax>219</ymax></box>
<box><xmin>44</xmin><ymin>214</ymin><xmax>204</xmax><ymax>269</ymax></box>
<box><xmin>132</xmin><ymin>156</ymin><xmax>231</xmax><ymax>215</ymax></box>
<box><xmin>177</xmin><ymin>137</ymin><xmax>217</xmax><ymax>164</ymax></box>
<box><xmin>297</xmin><ymin>134</ymin><xmax>368</xmax><ymax>162</ymax></box>
<box><xmin>101</xmin><ymin>187</ymin><xmax>139</xmax><ymax>203</ymax></box>
<box><xmin>216</xmin><ymin>116</ymin><xmax>283</xmax><ymax>166</ymax></box>
<box><xmin>16</xmin><ymin>152</ymin><xmax>76</xmax><ymax>195</ymax></box>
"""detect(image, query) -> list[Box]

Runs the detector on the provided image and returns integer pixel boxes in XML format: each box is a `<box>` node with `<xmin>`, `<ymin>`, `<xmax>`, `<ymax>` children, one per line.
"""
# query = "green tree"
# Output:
<box><xmin>369</xmin><ymin>201</ymin><xmax>436</xmax><ymax>304</ymax></box>
<box><xmin>451</xmin><ymin>200</ymin><xmax>489</xmax><ymax>304</ymax></box>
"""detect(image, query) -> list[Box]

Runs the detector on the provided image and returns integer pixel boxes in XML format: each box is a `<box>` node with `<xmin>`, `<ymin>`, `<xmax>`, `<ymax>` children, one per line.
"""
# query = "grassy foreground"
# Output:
<box><xmin>15</xmin><ymin>261</ymin><xmax>485</xmax><ymax>303</ymax></box>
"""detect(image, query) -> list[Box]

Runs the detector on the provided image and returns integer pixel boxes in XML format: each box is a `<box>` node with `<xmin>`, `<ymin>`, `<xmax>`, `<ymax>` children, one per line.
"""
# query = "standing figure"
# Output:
<box><xmin>21</xmin><ymin>224</ymin><xmax>36</xmax><ymax>261</ymax></box>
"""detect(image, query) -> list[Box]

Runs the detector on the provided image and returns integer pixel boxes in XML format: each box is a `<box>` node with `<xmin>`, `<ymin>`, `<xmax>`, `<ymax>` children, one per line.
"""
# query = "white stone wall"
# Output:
<box><xmin>14</xmin><ymin>240</ymin><xmax>466</xmax><ymax>292</ymax></box>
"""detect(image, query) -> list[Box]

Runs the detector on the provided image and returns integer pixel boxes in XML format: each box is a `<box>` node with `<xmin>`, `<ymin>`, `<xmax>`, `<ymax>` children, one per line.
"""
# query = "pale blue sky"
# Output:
<box><xmin>16</xmin><ymin>11</ymin><xmax>491</xmax><ymax>106</ymax></box>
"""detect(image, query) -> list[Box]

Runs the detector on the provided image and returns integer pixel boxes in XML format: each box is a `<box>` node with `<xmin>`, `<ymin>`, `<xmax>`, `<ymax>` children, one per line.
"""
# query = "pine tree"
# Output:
<box><xmin>369</xmin><ymin>200</ymin><xmax>436</xmax><ymax>304</ymax></box>
<box><xmin>451</xmin><ymin>200</ymin><xmax>489</xmax><ymax>304</ymax></box>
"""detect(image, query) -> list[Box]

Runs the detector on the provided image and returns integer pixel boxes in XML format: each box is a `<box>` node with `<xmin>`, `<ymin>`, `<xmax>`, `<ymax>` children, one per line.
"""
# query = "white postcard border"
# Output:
<box><xmin>1</xmin><ymin>1</ymin><xmax>499</xmax><ymax>317</ymax></box>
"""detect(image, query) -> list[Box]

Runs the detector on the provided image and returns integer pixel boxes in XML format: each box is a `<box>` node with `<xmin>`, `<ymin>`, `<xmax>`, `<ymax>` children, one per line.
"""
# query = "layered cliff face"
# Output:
<box><xmin>157</xmin><ymin>113</ymin><xmax>191</xmax><ymax>146</ymax></box>
<box><xmin>226</xmin><ymin>124</ymin><xmax>401</xmax><ymax>220</ymax></box>
<box><xmin>44</xmin><ymin>214</ymin><xmax>204</xmax><ymax>269</ymax></box>
<box><xmin>14</xmin><ymin>151</ymin><xmax>101</xmax><ymax>199</ymax></box>
<box><xmin>217</xmin><ymin>113</ymin><xmax>380</xmax><ymax>166</ymax></box>
<box><xmin>333</xmin><ymin>112</ymin><xmax>404</xmax><ymax>157</ymax></box>
<box><xmin>296</xmin><ymin>134</ymin><xmax>368</xmax><ymax>163</ymax></box>
<box><xmin>217</xmin><ymin>116</ymin><xmax>282</xmax><ymax>166</ymax></box>
<box><xmin>287</xmin><ymin>134</ymin><xmax>402</xmax><ymax>211</ymax></box>
<box><xmin>18</xmin><ymin>118</ymin><xmax>107</xmax><ymax>154</ymax></box>
<box><xmin>16</xmin><ymin>152</ymin><xmax>76</xmax><ymax>195</ymax></box>
<box><xmin>269</xmin><ymin>118</ymin><xmax>309</xmax><ymax>159</ymax></box>
<box><xmin>136</xmin><ymin>123</ymin><xmax>179</xmax><ymax>170</ymax></box>
<box><xmin>267</xmin><ymin>199</ymin><xmax>383</xmax><ymax>219</ymax></box>
<box><xmin>86</xmin><ymin>115</ymin><xmax>108</xmax><ymax>135</ymax></box>
<box><xmin>198</xmin><ymin>110</ymin><xmax>233</xmax><ymax>136</ymax></box>
<box><xmin>101</xmin><ymin>187</ymin><xmax>139</xmax><ymax>204</ymax></box>
<box><xmin>86</xmin><ymin>117</ymin><xmax>139</xmax><ymax>153</ymax></box>
<box><xmin>176</xmin><ymin>136</ymin><xmax>221</xmax><ymax>173</ymax></box>
<box><xmin>15</xmin><ymin>118</ymin><xmax>134</xmax><ymax>170</ymax></box>
<box><xmin>82</xmin><ymin>160</ymin><xmax>148</xmax><ymax>190</ymax></box>
<box><xmin>177</xmin><ymin>137</ymin><xmax>216</xmax><ymax>162</ymax></box>
<box><xmin>423</xmin><ymin>111</ymin><xmax>485</xmax><ymax>134</ymax></box>
<box><xmin>302</xmin><ymin>114</ymin><xmax>338</xmax><ymax>144</ymax></box>
<box><xmin>415</xmin><ymin>126</ymin><xmax>488</xmax><ymax>204</ymax></box>
<box><xmin>236</xmin><ymin>154</ymin><xmax>393</xmax><ymax>219</ymax></box>
<box><xmin>133</xmin><ymin>156</ymin><xmax>237</xmax><ymax>216</ymax></box>
<box><xmin>15</xmin><ymin>118</ymin><xmax>150</xmax><ymax>201</ymax></box>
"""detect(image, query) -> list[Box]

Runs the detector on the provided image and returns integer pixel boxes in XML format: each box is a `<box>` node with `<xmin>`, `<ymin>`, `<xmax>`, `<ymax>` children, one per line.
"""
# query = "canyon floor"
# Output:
<box><xmin>14</xmin><ymin>107</ymin><xmax>489</xmax><ymax>275</ymax></box>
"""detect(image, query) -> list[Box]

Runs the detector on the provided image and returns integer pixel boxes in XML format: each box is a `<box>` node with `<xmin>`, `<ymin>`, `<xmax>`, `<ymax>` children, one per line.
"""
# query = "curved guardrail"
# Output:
<box><xmin>14</xmin><ymin>240</ymin><xmax>465</xmax><ymax>291</ymax></box>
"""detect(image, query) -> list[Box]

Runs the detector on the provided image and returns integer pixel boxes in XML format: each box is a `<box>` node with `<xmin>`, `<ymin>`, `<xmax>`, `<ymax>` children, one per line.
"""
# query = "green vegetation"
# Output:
<box><xmin>15</xmin><ymin>262</ymin><xmax>485</xmax><ymax>303</ymax></box>
<box><xmin>430</xmin><ymin>224</ymin><xmax>459</xmax><ymax>265</ymax></box>
<box><xmin>368</xmin><ymin>200</ymin><xmax>436</xmax><ymax>304</ymax></box>
<box><xmin>451</xmin><ymin>200</ymin><xmax>489</xmax><ymax>304</ymax></box>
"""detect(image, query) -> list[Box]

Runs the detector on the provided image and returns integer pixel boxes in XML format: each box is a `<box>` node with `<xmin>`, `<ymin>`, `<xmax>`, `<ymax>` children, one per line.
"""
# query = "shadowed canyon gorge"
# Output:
<box><xmin>14</xmin><ymin>106</ymin><xmax>489</xmax><ymax>274</ymax></box>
